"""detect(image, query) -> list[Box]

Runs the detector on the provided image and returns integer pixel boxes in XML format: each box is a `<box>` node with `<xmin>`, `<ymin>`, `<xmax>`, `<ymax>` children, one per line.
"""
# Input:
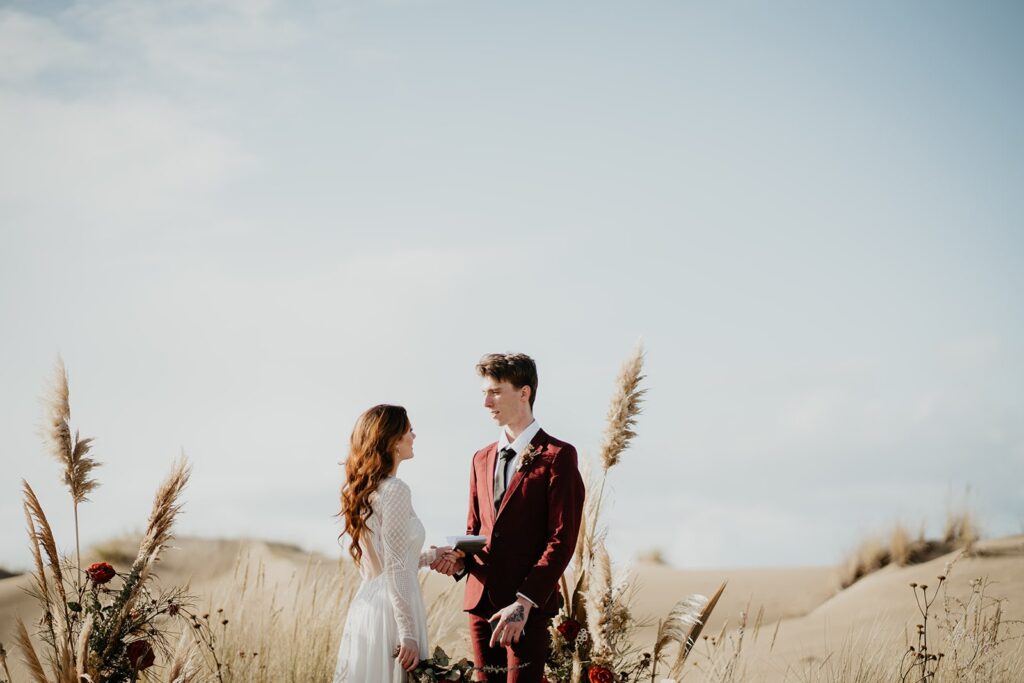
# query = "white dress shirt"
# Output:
<box><xmin>496</xmin><ymin>419</ymin><xmax>542</xmax><ymax>481</ymax></box>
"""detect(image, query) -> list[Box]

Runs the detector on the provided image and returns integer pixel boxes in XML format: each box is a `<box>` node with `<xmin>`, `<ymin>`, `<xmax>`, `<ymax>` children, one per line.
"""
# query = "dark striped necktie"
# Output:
<box><xmin>493</xmin><ymin>447</ymin><xmax>516</xmax><ymax>511</ymax></box>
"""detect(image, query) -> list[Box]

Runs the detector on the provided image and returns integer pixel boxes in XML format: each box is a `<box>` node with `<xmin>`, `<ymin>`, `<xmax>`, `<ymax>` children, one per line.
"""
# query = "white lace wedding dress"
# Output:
<box><xmin>333</xmin><ymin>477</ymin><xmax>433</xmax><ymax>683</ymax></box>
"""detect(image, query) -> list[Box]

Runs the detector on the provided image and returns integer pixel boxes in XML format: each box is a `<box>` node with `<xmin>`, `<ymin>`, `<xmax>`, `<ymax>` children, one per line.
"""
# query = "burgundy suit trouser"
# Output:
<box><xmin>468</xmin><ymin>611</ymin><xmax>551</xmax><ymax>683</ymax></box>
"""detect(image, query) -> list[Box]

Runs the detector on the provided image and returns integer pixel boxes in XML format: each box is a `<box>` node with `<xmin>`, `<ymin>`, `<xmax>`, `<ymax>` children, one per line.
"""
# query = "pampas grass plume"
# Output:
<box><xmin>75</xmin><ymin>613</ymin><xmax>94</xmax><ymax>681</ymax></box>
<box><xmin>585</xmin><ymin>541</ymin><xmax>614</xmax><ymax>666</ymax></box>
<box><xmin>22</xmin><ymin>480</ymin><xmax>66</xmax><ymax>604</ymax></box>
<box><xmin>597</xmin><ymin>342</ymin><xmax>646</xmax><ymax>472</ymax></box>
<box><xmin>137</xmin><ymin>454</ymin><xmax>192</xmax><ymax>569</ymax></box>
<box><xmin>43</xmin><ymin>357</ymin><xmax>101</xmax><ymax>505</ymax></box>
<box><xmin>15</xmin><ymin>619</ymin><xmax>48</xmax><ymax>683</ymax></box>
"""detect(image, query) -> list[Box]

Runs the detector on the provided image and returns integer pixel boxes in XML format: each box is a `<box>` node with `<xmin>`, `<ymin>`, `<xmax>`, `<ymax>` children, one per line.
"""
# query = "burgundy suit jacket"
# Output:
<box><xmin>462</xmin><ymin>428</ymin><xmax>585</xmax><ymax>617</ymax></box>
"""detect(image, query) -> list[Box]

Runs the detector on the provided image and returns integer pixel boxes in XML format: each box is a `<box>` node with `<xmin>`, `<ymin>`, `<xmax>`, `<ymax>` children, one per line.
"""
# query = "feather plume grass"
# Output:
<box><xmin>668</xmin><ymin>580</ymin><xmax>727</xmax><ymax>678</ymax></box>
<box><xmin>650</xmin><ymin>594</ymin><xmax>707</xmax><ymax>680</ymax></box>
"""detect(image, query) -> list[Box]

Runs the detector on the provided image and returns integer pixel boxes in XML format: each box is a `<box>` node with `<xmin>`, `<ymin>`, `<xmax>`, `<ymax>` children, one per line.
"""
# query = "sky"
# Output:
<box><xmin>1</xmin><ymin>0</ymin><xmax>1022</xmax><ymax>571</ymax></box>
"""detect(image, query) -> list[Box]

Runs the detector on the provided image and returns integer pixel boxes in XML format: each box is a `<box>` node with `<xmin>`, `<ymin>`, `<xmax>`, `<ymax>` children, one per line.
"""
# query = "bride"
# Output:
<box><xmin>333</xmin><ymin>404</ymin><xmax>449</xmax><ymax>682</ymax></box>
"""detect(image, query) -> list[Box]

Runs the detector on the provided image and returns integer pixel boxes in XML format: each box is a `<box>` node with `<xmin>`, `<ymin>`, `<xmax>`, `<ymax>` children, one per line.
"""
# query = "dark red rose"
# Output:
<box><xmin>86</xmin><ymin>562</ymin><xmax>116</xmax><ymax>585</ymax></box>
<box><xmin>588</xmin><ymin>666</ymin><xmax>614</xmax><ymax>683</ymax></box>
<box><xmin>557</xmin><ymin>618</ymin><xmax>581</xmax><ymax>644</ymax></box>
<box><xmin>126</xmin><ymin>640</ymin><xmax>155</xmax><ymax>671</ymax></box>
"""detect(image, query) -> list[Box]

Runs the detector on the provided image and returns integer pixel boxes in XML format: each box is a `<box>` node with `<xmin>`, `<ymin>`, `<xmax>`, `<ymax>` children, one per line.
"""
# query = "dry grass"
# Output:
<box><xmin>839</xmin><ymin>511</ymin><xmax>982</xmax><ymax>589</ymax></box>
<box><xmin>666</xmin><ymin>558</ymin><xmax>1024</xmax><ymax>683</ymax></box>
<box><xmin>785</xmin><ymin>631</ymin><xmax>1024</xmax><ymax>683</ymax></box>
<box><xmin>635</xmin><ymin>548</ymin><xmax>668</xmax><ymax>565</ymax></box>
<box><xmin>943</xmin><ymin>507</ymin><xmax>980</xmax><ymax>554</ymax></box>
<box><xmin>189</xmin><ymin>550</ymin><xmax>356</xmax><ymax>683</ymax></box>
<box><xmin>423</xmin><ymin>576</ymin><xmax>466</xmax><ymax>652</ymax></box>
<box><xmin>889</xmin><ymin>522</ymin><xmax>914</xmax><ymax>566</ymax></box>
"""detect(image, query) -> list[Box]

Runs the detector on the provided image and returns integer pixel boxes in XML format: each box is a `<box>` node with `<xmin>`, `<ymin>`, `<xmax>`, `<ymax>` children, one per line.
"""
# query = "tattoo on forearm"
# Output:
<box><xmin>507</xmin><ymin>604</ymin><xmax>525</xmax><ymax>623</ymax></box>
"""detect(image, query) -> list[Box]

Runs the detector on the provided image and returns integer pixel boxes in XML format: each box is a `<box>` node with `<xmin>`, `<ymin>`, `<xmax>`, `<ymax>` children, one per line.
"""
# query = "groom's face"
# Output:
<box><xmin>481</xmin><ymin>377</ymin><xmax>528</xmax><ymax>427</ymax></box>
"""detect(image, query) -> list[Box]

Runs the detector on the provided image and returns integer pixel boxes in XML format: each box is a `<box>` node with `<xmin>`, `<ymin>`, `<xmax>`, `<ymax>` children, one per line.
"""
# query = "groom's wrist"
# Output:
<box><xmin>515</xmin><ymin>593</ymin><xmax>537</xmax><ymax>610</ymax></box>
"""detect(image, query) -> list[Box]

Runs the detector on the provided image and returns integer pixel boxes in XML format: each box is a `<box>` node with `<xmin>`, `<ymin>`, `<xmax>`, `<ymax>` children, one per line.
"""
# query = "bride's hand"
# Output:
<box><xmin>395</xmin><ymin>638</ymin><xmax>419</xmax><ymax>671</ymax></box>
<box><xmin>430</xmin><ymin>548</ymin><xmax>465</xmax><ymax>576</ymax></box>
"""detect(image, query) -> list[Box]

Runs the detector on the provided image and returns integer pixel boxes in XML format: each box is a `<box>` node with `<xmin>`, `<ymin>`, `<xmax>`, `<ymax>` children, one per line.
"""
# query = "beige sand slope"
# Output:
<box><xmin>2</xmin><ymin>535</ymin><xmax>1021</xmax><ymax>681</ymax></box>
<box><xmin>726</xmin><ymin>535</ymin><xmax>1024</xmax><ymax>682</ymax></box>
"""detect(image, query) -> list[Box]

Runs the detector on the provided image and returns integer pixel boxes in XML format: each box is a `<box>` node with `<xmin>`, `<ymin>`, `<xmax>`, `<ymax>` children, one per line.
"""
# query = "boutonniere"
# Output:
<box><xmin>517</xmin><ymin>443</ymin><xmax>543</xmax><ymax>471</ymax></box>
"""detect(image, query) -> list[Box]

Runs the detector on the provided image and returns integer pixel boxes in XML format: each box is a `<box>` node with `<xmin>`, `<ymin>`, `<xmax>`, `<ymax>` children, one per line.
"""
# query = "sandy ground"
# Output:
<box><xmin>2</xmin><ymin>535</ymin><xmax>1021</xmax><ymax>681</ymax></box>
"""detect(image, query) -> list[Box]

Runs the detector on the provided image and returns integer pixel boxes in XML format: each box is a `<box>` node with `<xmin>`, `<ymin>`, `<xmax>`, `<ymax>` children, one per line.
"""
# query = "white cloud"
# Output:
<box><xmin>0</xmin><ymin>0</ymin><xmax>321</xmax><ymax>218</ymax></box>
<box><xmin>0</xmin><ymin>9</ymin><xmax>87</xmax><ymax>83</ymax></box>
<box><xmin>0</xmin><ymin>92</ymin><xmax>241</xmax><ymax>213</ymax></box>
<box><xmin>65</xmin><ymin>0</ymin><xmax>304</xmax><ymax>86</ymax></box>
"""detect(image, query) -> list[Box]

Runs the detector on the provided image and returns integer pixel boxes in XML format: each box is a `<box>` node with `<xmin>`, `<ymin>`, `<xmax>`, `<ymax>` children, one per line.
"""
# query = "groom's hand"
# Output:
<box><xmin>488</xmin><ymin>597</ymin><xmax>532</xmax><ymax>648</ymax></box>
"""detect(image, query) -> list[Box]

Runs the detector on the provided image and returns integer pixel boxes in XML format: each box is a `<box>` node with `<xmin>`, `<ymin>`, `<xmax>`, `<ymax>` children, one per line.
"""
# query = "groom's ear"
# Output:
<box><xmin>520</xmin><ymin>385</ymin><xmax>532</xmax><ymax>404</ymax></box>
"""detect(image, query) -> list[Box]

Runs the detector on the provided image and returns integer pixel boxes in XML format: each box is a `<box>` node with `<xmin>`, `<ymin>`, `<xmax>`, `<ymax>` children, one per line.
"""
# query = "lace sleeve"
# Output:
<box><xmin>379</xmin><ymin>478</ymin><xmax>419</xmax><ymax>643</ymax></box>
<box><xmin>419</xmin><ymin>547</ymin><xmax>437</xmax><ymax>568</ymax></box>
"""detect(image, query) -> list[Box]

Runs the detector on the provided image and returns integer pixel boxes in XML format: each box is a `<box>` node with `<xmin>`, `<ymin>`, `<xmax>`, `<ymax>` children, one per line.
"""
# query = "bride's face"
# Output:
<box><xmin>394</xmin><ymin>424</ymin><xmax>415</xmax><ymax>462</ymax></box>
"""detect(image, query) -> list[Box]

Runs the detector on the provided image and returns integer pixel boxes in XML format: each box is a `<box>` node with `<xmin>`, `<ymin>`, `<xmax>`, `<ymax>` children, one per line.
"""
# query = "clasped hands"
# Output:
<box><xmin>429</xmin><ymin>545</ymin><xmax>465</xmax><ymax>576</ymax></box>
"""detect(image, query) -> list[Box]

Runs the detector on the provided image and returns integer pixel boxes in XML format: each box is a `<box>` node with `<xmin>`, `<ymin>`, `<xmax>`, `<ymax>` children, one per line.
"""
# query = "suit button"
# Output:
<box><xmin>493</xmin><ymin>531</ymin><xmax>501</xmax><ymax>539</ymax></box>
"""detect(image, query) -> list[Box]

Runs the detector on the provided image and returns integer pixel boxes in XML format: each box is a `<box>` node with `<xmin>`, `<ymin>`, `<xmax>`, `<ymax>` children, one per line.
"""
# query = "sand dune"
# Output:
<box><xmin>2</xmin><ymin>535</ymin><xmax>1021</xmax><ymax>681</ymax></box>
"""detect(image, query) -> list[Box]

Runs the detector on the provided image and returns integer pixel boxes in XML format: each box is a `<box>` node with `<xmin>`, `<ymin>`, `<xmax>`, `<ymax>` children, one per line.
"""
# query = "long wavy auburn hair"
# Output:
<box><xmin>339</xmin><ymin>404</ymin><xmax>410</xmax><ymax>566</ymax></box>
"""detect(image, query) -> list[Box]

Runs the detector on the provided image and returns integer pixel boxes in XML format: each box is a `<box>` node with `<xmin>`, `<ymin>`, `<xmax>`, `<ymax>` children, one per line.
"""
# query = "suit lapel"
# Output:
<box><xmin>495</xmin><ymin>429</ymin><xmax>548</xmax><ymax>520</ymax></box>
<box><xmin>482</xmin><ymin>443</ymin><xmax>498</xmax><ymax>524</ymax></box>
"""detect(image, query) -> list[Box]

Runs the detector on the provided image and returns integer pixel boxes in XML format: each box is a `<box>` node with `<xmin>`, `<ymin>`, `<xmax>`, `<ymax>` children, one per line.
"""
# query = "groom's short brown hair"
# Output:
<box><xmin>477</xmin><ymin>353</ymin><xmax>538</xmax><ymax>409</ymax></box>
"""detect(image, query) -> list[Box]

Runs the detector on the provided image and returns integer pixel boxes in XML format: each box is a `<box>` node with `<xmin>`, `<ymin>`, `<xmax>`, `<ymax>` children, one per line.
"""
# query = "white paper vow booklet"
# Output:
<box><xmin>446</xmin><ymin>535</ymin><xmax>486</xmax><ymax>554</ymax></box>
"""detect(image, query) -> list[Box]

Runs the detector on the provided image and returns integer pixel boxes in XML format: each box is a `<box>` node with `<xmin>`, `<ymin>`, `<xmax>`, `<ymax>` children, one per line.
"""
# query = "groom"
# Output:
<box><xmin>434</xmin><ymin>353</ymin><xmax>585</xmax><ymax>683</ymax></box>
